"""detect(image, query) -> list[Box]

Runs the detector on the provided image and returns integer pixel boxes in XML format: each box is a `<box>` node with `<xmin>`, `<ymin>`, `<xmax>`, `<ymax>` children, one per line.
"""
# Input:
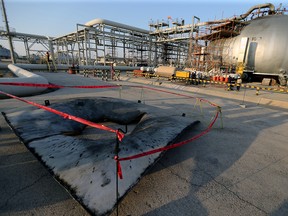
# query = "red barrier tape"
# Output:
<box><xmin>0</xmin><ymin>82</ymin><xmax>119</xmax><ymax>89</ymax></box>
<box><xmin>114</xmin><ymin>156</ymin><xmax>123</xmax><ymax>179</ymax></box>
<box><xmin>0</xmin><ymin>90</ymin><xmax>124</xmax><ymax>141</ymax></box>
<box><xmin>114</xmin><ymin>110</ymin><xmax>219</xmax><ymax>178</ymax></box>
<box><xmin>1</xmin><ymin>82</ymin><xmax>219</xmax><ymax>179</ymax></box>
<box><xmin>131</xmin><ymin>85</ymin><xmax>219</xmax><ymax>108</ymax></box>
<box><xmin>119</xmin><ymin>112</ymin><xmax>218</xmax><ymax>161</ymax></box>
<box><xmin>0</xmin><ymin>82</ymin><xmax>217</xmax><ymax>107</ymax></box>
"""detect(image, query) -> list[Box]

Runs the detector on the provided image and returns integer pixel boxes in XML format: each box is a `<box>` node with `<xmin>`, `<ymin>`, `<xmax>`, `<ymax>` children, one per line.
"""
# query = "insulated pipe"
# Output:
<box><xmin>77</xmin><ymin>65</ymin><xmax>140</xmax><ymax>71</ymax></box>
<box><xmin>238</xmin><ymin>3</ymin><xmax>275</xmax><ymax>20</ymax></box>
<box><xmin>0</xmin><ymin>30</ymin><xmax>51</xmax><ymax>40</ymax></box>
<box><xmin>0</xmin><ymin>63</ymin><xmax>140</xmax><ymax>71</ymax></box>
<box><xmin>195</xmin><ymin>3</ymin><xmax>275</xmax><ymax>26</ymax></box>
<box><xmin>151</xmin><ymin>2</ymin><xmax>273</xmax><ymax>35</ymax></box>
<box><xmin>140</xmin><ymin>3</ymin><xmax>275</xmax><ymax>35</ymax></box>
<box><xmin>85</xmin><ymin>18</ymin><xmax>149</xmax><ymax>34</ymax></box>
<box><xmin>0</xmin><ymin>64</ymin><xmax>49</xmax><ymax>97</ymax></box>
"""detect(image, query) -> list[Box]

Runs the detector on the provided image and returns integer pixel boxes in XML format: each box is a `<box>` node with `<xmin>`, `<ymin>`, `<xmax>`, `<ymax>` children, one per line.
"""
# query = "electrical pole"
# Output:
<box><xmin>1</xmin><ymin>0</ymin><xmax>16</xmax><ymax>63</ymax></box>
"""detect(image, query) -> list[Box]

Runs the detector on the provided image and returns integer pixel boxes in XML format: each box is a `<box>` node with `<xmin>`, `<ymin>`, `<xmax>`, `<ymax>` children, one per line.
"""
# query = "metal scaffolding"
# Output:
<box><xmin>0</xmin><ymin>16</ymin><xmax>199</xmax><ymax>68</ymax></box>
<box><xmin>193</xmin><ymin>20</ymin><xmax>246</xmax><ymax>73</ymax></box>
<box><xmin>53</xmin><ymin>19</ymin><xmax>155</xmax><ymax>67</ymax></box>
<box><xmin>149</xmin><ymin>16</ymin><xmax>200</xmax><ymax>68</ymax></box>
<box><xmin>1</xmin><ymin>2</ymin><xmax>287</xmax><ymax>76</ymax></box>
<box><xmin>0</xmin><ymin>29</ymin><xmax>53</xmax><ymax>64</ymax></box>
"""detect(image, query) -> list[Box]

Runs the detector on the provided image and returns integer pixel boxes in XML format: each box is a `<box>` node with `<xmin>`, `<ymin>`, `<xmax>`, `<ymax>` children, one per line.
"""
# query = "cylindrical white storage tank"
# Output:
<box><xmin>220</xmin><ymin>15</ymin><xmax>288</xmax><ymax>76</ymax></box>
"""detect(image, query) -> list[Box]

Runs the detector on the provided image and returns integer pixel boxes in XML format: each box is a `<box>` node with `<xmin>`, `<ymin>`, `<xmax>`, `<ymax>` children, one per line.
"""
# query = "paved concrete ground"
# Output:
<box><xmin>0</xmin><ymin>115</ymin><xmax>90</xmax><ymax>216</ymax></box>
<box><xmin>119</xmin><ymin>75</ymin><xmax>288</xmax><ymax>109</ymax></box>
<box><xmin>110</xmin><ymin>75</ymin><xmax>288</xmax><ymax>216</ymax></box>
<box><xmin>1</xmin><ymin>71</ymin><xmax>288</xmax><ymax>216</ymax></box>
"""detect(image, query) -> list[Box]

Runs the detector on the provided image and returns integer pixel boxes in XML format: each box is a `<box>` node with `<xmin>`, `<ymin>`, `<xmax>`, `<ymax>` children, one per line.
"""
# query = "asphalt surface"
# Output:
<box><xmin>1</xmin><ymin>71</ymin><xmax>288</xmax><ymax>216</ymax></box>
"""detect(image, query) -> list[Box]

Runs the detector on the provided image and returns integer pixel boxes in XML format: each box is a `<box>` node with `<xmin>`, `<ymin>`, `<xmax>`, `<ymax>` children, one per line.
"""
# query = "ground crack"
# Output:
<box><xmin>0</xmin><ymin>173</ymin><xmax>48</xmax><ymax>210</ymax></box>
<box><xmin>158</xmin><ymin>161</ymin><xmax>202</xmax><ymax>187</ymax></box>
<box><xmin>202</xmin><ymin>169</ymin><xmax>268</xmax><ymax>215</ymax></box>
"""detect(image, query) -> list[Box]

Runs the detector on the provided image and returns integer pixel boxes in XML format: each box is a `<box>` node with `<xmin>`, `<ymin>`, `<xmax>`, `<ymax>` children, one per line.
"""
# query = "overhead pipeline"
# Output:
<box><xmin>84</xmin><ymin>18</ymin><xmax>149</xmax><ymax>34</ymax></box>
<box><xmin>195</xmin><ymin>3</ymin><xmax>275</xmax><ymax>26</ymax></box>
<box><xmin>237</xmin><ymin>3</ymin><xmax>275</xmax><ymax>20</ymax></box>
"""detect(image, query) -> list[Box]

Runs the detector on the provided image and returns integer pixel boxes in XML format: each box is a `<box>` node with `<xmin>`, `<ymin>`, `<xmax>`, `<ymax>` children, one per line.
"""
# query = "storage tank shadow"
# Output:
<box><xmin>210</xmin><ymin>3</ymin><xmax>288</xmax><ymax>86</ymax></box>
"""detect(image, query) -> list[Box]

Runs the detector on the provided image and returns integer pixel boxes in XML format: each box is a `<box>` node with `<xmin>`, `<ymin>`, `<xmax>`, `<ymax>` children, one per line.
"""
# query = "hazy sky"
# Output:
<box><xmin>0</xmin><ymin>0</ymin><xmax>285</xmax><ymax>55</ymax></box>
<box><xmin>2</xmin><ymin>0</ymin><xmax>285</xmax><ymax>37</ymax></box>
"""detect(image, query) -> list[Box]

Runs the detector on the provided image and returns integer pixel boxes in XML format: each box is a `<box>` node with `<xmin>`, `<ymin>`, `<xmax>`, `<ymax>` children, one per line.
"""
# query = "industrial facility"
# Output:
<box><xmin>2</xmin><ymin>2</ymin><xmax>288</xmax><ymax>216</ymax></box>
<box><xmin>0</xmin><ymin>2</ymin><xmax>288</xmax><ymax>85</ymax></box>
